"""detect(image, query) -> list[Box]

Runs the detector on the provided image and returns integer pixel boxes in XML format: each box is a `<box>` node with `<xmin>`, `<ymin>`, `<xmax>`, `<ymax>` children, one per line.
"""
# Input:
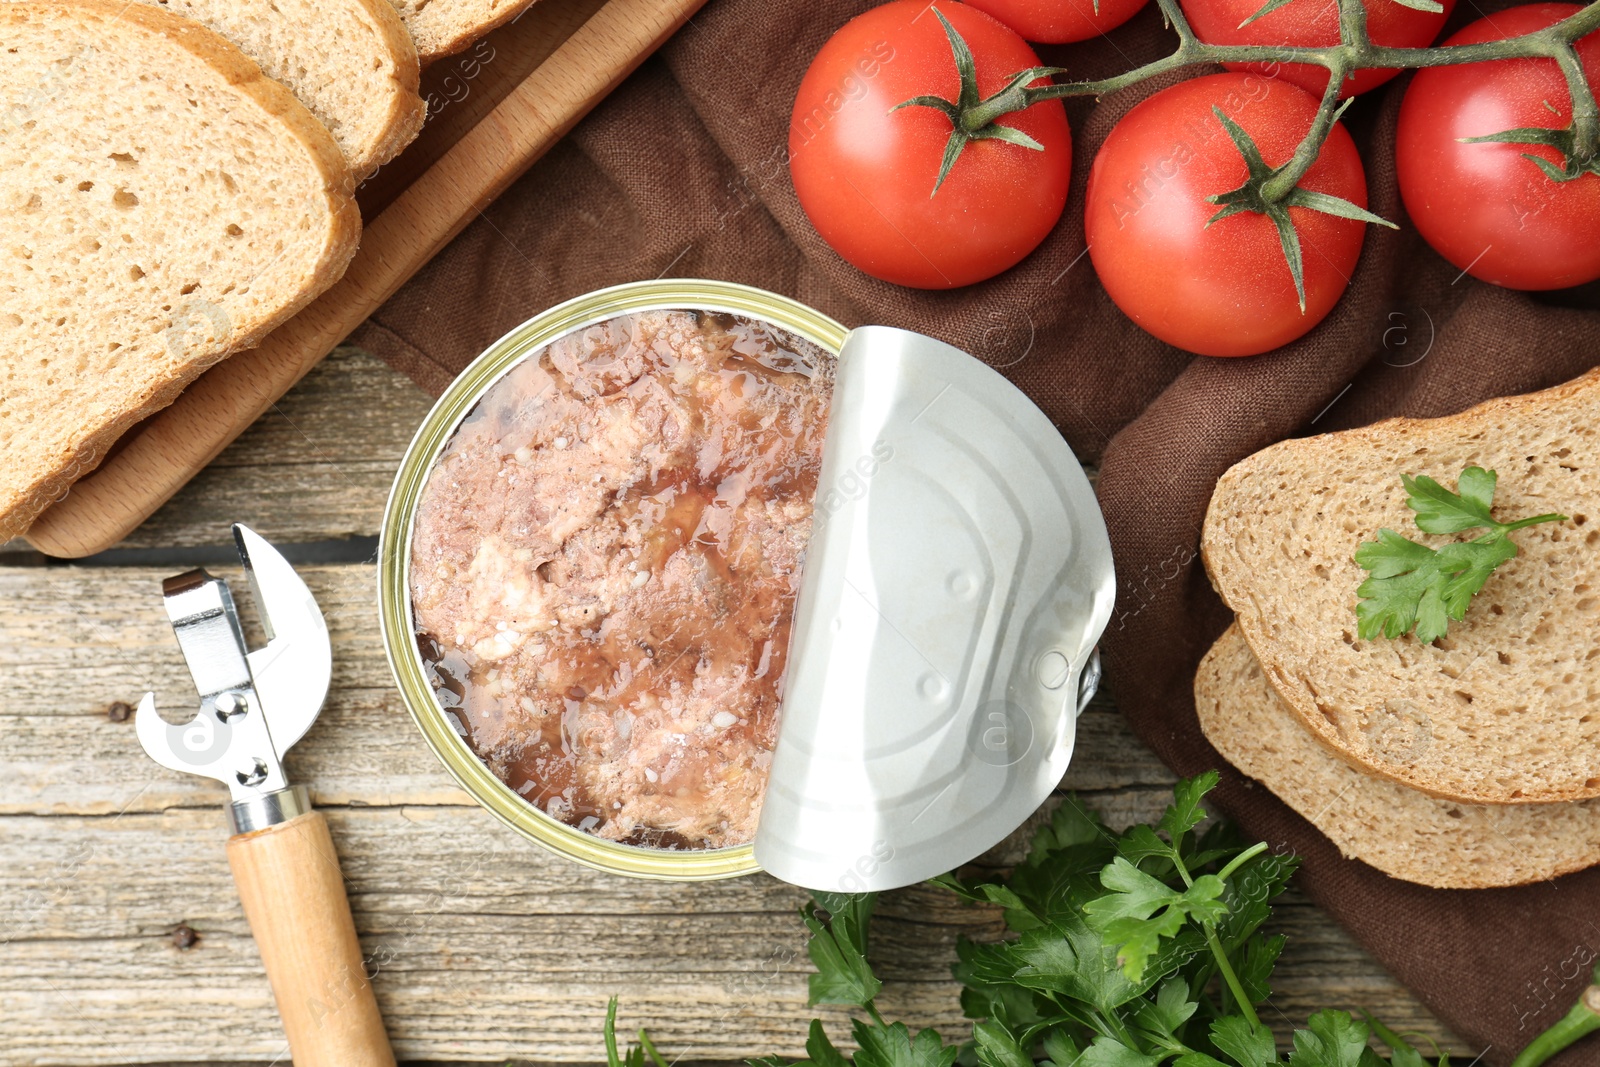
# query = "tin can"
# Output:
<box><xmin>380</xmin><ymin>279</ymin><xmax>1115</xmax><ymax>891</ymax></box>
<box><xmin>377</xmin><ymin>280</ymin><xmax>848</xmax><ymax>882</ymax></box>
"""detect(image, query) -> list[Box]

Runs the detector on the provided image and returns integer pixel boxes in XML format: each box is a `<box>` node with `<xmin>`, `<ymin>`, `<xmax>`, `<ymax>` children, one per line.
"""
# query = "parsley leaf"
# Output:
<box><xmin>1084</xmin><ymin>860</ymin><xmax>1228</xmax><ymax>981</ymax></box>
<box><xmin>1029</xmin><ymin>794</ymin><xmax>1110</xmax><ymax>862</ymax></box>
<box><xmin>1287</xmin><ymin>1011</ymin><xmax>1382</xmax><ymax>1067</ymax></box>
<box><xmin>1231</xmin><ymin>933</ymin><xmax>1287</xmax><ymax>1006</ymax></box>
<box><xmin>1160</xmin><ymin>770</ymin><xmax>1220</xmax><ymax>840</ymax></box>
<box><xmin>1116</xmin><ymin>824</ymin><xmax>1173</xmax><ymax>867</ymax></box>
<box><xmin>1355</xmin><ymin>466</ymin><xmax>1566</xmax><ymax>642</ymax></box>
<box><xmin>807</xmin><ymin>1020</ymin><xmax>851</xmax><ymax>1067</ymax></box>
<box><xmin>973</xmin><ymin>1019</ymin><xmax>1034</xmax><ymax>1067</ymax></box>
<box><xmin>1132</xmin><ymin>978</ymin><xmax>1199</xmax><ymax>1038</ymax></box>
<box><xmin>1216</xmin><ymin>851</ymin><xmax>1297</xmax><ymax>955</ymax></box>
<box><xmin>1041</xmin><ymin>1027</ymin><xmax>1083</xmax><ymax>1067</ymax></box>
<box><xmin>803</xmin><ymin>894</ymin><xmax>882</xmax><ymax>1008</ymax></box>
<box><xmin>1212</xmin><ymin>1015</ymin><xmax>1279</xmax><ymax>1067</ymax></box>
<box><xmin>990</xmin><ymin>915</ymin><xmax>1201</xmax><ymax>1013</ymax></box>
<box><xmin>1403</xmin><ymin>468</ymin><xmax>1500</xmax><ymax>532</ymax></box>
<box><xmin>852</xmin><ymin>1019</ymin><xmax>958</xmax><ymax>1067</ymax></box>
<box><xmin>603</xmin><ymin>777</ymin><xmax>1455</xmax><ymax>1067</ymax></box>
<box><xmin>1366</xmin><ymin>1015</ymin><xmax>1462</xmax><ymax>1067</ymax></box>
<box><xmin>1364</xmin><ymin>1016</ymin><xmax>1432</xmax><ymax>1067</ymax></box>
<box><xmin>1078</xmin><ymin>1035</ymin><xmax>1163</xmax><ymax>1067</ymax></box>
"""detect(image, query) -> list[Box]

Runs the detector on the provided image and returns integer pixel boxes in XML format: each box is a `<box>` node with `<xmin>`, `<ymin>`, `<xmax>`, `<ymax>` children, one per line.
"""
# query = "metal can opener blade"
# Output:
<box><xmin>136</xmin><ymin>524</ymin><xmax>330</xmax><ymax>824</ymax></box>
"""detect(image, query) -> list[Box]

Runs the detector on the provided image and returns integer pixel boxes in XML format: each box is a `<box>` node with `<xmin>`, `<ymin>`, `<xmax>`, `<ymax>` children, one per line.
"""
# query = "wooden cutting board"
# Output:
<box><xmin>24</xmin><ymin>0</ymin><xmax>706</xmax><ymax>558</ymax></box>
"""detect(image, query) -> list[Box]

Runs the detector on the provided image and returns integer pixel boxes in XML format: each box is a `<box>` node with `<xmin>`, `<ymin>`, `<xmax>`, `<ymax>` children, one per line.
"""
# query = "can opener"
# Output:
<box><xmin>136</xmin><ymin>524</ymin><xmax>395</xmax><ymax>1067</ymax></box>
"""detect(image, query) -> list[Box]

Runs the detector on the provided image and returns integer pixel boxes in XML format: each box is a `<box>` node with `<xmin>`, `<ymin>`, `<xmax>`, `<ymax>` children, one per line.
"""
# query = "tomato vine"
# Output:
<box><xmin>913</xmin><ymin>0</ymin><xmax>1600</xmax><ymax>303</ymax></box>
<box><xmin>1035</xmin><ymin>0</ymin><xmax>1600</xmax><ymax>180</ymax></box>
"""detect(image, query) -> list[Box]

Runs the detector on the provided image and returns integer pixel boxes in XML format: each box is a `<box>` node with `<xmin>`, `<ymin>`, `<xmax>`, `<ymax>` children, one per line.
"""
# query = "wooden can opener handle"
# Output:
<box><xmin>227</xmin><ymin>810</ymin><xmax>396</xmax><ymax>1067</ymax></box>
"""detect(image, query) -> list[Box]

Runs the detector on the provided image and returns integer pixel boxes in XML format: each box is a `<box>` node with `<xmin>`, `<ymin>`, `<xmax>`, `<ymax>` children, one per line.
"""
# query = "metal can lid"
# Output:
<box><xmin>754</xmin><ymin>325</ymin><xmax>1116</xmax><ymax>893</ymax></box>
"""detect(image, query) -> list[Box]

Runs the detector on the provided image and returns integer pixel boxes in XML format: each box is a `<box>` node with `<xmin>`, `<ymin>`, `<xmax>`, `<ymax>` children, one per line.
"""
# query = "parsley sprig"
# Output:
<box><xmin>603</xmin><ymin>775</ymin><xmax>1462</xmax><ymax>1067</ymax></box>
<box><xmin>1354</xmin><ymin>467</ymin><xmax>1566</xmax><ymax>644</ymax></box>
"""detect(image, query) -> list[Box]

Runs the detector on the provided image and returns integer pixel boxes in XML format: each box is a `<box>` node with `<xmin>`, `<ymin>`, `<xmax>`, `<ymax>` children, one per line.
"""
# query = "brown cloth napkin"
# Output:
<box><xmin>353</xmin><ymin>0</ymin><xmax>1600</xmax><ymax>1059</ymax></box>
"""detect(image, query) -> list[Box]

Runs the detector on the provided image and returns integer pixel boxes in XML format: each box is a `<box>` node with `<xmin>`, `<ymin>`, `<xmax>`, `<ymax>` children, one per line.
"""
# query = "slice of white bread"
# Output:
<box><xmin>1196</xmin><ymin>624</ymin><xmax>1600</xmax><ymax>889</ymax></box>
<box><xmin>388</xmin><ymin>0</ymin><xmax>541</xmax><ymax>64</ymax></box>
<box><xmin>0</xmin><ymin>0</ymin><xmax>361</xmax><ymax>540</ymax></box>
<box><xmin>144</xmin><ymin>0</ymin><xmax>423</xmax><ymax>178</ymax></box>
<box><xmin>3</xmin><ymin>0</ymin><xmax>425</xmax><ymax>178</ymax></box>
<box><xmin>1202</xmin><ymin>368</ymin><xmax>1600</xmax><ymax>804</ymax></box>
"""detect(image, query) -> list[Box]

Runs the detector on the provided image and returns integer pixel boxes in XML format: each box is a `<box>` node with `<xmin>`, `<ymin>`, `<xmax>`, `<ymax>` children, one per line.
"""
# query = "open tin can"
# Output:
<box><xmin>378</xmin><ymin>279</ymin><xmax>1115</xmax><ymax>890</ymax></box>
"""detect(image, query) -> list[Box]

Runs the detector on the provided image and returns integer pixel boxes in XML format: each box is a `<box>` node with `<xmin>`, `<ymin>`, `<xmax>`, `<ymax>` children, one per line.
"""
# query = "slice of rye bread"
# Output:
<box><xmin>387</xmin><ymin>0</ymin><xmax>541</xmax><ymax>64</ymax></box>
<box><xmin>1196</xmin><ymin>624</ymin><xmax>1600</xmax><ymax>889</ymax></box>
<box><xmin>1202</xmin><ymin>367</ymin><xmax>1600</xmax><ymax>804</ymax></box>
<box><xmin>2</xmin><ymin>0</ymin><xmax>425</xmax><ymax>178</ymax></box>
<box><xmin>0</xmin><ymin>0</ymin><xmax>360</xmax><ymax>540</ymax></box>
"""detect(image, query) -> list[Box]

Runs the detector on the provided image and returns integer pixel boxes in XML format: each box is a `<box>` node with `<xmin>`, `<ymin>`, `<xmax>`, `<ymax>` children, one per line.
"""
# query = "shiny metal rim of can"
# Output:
<box><xmin>377</xmin><ymin>279</ymin><xmax>851</xmax><ymax>882</ymax></box>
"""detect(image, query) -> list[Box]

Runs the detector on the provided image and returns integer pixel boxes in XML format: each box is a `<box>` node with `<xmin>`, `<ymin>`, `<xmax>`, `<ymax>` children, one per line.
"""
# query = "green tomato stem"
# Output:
<box><xmin>1554</xmin><ymin>42</ymin><xmax>1600</xmax><ymax>168</ymax></box>
<box><xmin>1511</xmin><ymin>986</ymin><xmax>1600</xmax><ymax>1067</ymax></box>
<box><xmin>1370</xmin><ymin>1</ymin><xmax>1600</xmax><ymax>67</ymax></box>
<box><xmin>1030</xmin><ymin>0</ymin><xmax>1600</xmax><ymax>99</ymax></box>
<box><xmin>1258</xmin><ymin>61</ymin><xmax>1347</xmax><ymax>201</ymax></box>
<box><xmin>962</xmin><ymin>80</ymin><xmax>1038</xmax><ymax>131</ymax></box>
<box><xmin>1255</xmin><ymin>0</ymin><xmax>1361</xmax><ymax>200</ymax></box>
<box><xmin>1152</xmin><ymin>0</ymin><xmax>1201</xmax><ymax>45</ymax></box>
<box><xmin>1018</xmin><ymin>0</ymin><xmax>1600</xmax><ymax>196</ymax></box>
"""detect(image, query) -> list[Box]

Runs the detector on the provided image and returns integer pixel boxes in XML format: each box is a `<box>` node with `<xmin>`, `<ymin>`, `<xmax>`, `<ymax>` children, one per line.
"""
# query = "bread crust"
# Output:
<box><xmin>339</xmin><ymin>0</ymin><xmax>427</xmax><ymax>175</ymax></box>
<box><xmin>1202</xmin><ymin>366</ymin><xmax>1600</xmax><ymax>804</ymax></box>
<box><xmin>34</xmin><ymin>0</ymin><xmax>429</xmax><ymax>178</ymax></box>
<box><xmin>0</xmin><ymin>0</ymin><xmax>361</xmax><ymax>541</ymax></box>
<box><xmin>397</xmin><ymin>0</ymin><xmax>543</xmax><ymax>65</ymax></box>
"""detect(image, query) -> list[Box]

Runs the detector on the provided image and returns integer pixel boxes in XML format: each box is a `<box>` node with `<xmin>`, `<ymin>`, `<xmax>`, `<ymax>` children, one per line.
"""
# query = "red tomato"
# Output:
<box><xmin>964</xmin><ymin>0</ymin><xmax>1152</xmax><ymax>44</ymax></box>
<box><xmin>1396</xmin><ymin>4</ymin><xmax>1600</xmax><ymax>290</ymax></box>
<box><xmin>1181</xmin><ymin>0</ymin><xmax>1455</xmax><ymax>97</ymax></box>
<box><xmin>789</xmin><ymin>1</ymin><xmax>1071</xmax><ymax>289</ymax></box>
<box><xmin>1084</xmin><ymin>73</ymin><xmax>1370</xmax><ymax>357</ymax></box>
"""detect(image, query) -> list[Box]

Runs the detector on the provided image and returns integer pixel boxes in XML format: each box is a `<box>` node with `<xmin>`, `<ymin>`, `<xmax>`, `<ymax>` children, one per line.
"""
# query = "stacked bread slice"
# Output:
<box><xmin>0</xmin><ymin>0</ymin><xmax>366</xmax><ymax>538</ymax></box>
<box><xmin>121</xmin><ymin>0</ymin><xmax>426</xmax><ymax>178</ymax></box>
<box><xmin>0</xmin><ymin>0</ymin><xmax>552</xmax><ymax>539</ymax></box>
<box><xmin>1</xmin><ymin>0</ymin><xmax>427</xmax><ymax>179</ymax></box>
<box><xmin>1197</xmin><ymin>625</ymin><xmax>1600</xmax><ymax>888</ymax></box>
<box><xmin>388</xmin><ymin>0</ymin><xmax>545</xmax><ymax>64</ymax></box>
<box><xmin>1198</xmin><ymin>368</ymin><xmax>1600</xmax><ymax>888</ymax></box>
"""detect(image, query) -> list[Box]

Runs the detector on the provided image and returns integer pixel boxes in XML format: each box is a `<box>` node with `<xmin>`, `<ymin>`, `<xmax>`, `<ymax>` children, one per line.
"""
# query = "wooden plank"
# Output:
<box><xmin>0</xmin><ymin>805</ymin><xmax>1464</xmax><ymax>1064</ymax></box>
<box><xmin>0</xmin><ymin>565</ymin><xmax>1176</xmax><ymax>816</ymax></box>
<box><xmin>107</xmin><ymin>346</ymin><xmax>428</xmax><ymax>551</ymax></box>
<box><xmin>23</xmin><ymin>0</ymin><xmax>710</xmax><ymax>559</ymax></box>
<box><xmin>0</xmin><ymin>564</ymin><xmax>450</xmax><ymax>815</ymax></box>
<box><xmin>0</xmin><ymin>344</ymin><xmax>419</xmax><ymax>559</ymax></box>
<box><xmin>0</xmin><ymin>562</ymin><xmax>1468</xmax><ymax>1063</ymax></box>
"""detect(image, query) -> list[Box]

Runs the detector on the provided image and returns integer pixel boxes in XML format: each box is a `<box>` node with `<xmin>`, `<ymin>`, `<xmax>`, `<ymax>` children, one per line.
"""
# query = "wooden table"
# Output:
<box><xmin>0</xmin><ymin>347</ymin><xmax>1469</xmax><ymax>1065</ymax></box>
